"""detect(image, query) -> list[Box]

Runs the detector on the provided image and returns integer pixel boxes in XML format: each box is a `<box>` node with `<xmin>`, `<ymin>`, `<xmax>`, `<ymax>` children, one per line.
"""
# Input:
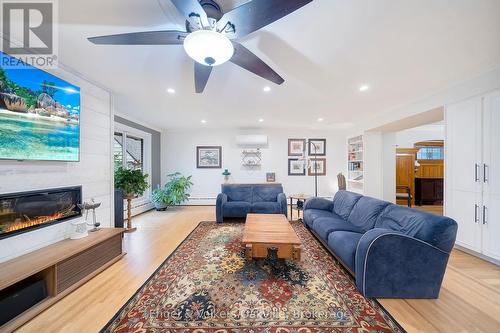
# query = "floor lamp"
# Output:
<box><xmin>299</xmin><ymin>140</ymin><xmax>319</xmax><ymax>197</ymax></box>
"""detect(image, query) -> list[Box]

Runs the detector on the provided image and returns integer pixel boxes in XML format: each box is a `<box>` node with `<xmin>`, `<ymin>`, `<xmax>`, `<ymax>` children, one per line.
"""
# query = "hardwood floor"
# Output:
<box><xmin>16</xmin><ymin>206</ymin><xmax>500</xmax><ymax>333</ymax></box>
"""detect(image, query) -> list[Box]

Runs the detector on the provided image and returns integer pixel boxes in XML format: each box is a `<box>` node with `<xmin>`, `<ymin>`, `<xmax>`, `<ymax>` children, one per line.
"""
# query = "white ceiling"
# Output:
<box><xmin>58</xmin><ymin>0</ymin><xmax>500</xmax><ymax>130</ymax></box>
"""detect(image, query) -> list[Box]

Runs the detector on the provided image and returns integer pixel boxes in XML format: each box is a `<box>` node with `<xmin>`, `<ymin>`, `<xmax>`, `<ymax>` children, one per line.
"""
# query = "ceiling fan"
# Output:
<box><xmin>88</xmin><ymin>0</ymin><xmax>313</xmax><ymax>93</ymax></box>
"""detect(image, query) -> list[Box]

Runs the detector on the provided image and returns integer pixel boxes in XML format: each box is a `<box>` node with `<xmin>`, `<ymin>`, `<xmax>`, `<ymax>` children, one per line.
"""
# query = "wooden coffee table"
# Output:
<box><xmin>242</xmin><ymin>214</ymin><xmax>302</xmax><ymax>261</ymax></box>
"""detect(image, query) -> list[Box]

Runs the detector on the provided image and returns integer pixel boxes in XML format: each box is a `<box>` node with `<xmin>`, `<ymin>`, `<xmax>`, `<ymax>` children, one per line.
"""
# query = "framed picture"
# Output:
<box><xmin>308</xmin><ymin>158</ymin><xmax>327</xmax><ymax>176</ymax></box>
<box><xmin>308</xmin><ymin>139</ymin><xmax>326</xmax><ymax>156</ymax></box>
<box><xmin>288</xmin><ymin>139</ymin><xmax>306</xmax><ymax>156</ymax></box>
<box><xmin>266</xmin><ymin>172</ymin><xmax>276</xmax><ymax>182</ymax></box>
<box><xmin>288</xmin><ymin>158</ymin><xmax>305</xmax><ymax>176</ymax></box>
<box><xmin>197</xmin><ymin>146</ymin><xmax>222</xmax><ymax>169</ymax></box>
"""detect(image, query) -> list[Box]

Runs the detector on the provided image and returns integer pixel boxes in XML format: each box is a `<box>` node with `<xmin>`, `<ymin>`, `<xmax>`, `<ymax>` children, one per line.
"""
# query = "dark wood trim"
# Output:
<box><xmin>414</xmin><ymin>140</ymin><xmax>444</xmax><ymax>148</ymax></box>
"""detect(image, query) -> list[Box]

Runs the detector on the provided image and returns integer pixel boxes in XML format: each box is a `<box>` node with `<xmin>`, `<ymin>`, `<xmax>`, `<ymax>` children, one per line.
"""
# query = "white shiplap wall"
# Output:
<box><xmin>0</xmin><ymin>67</ymin><xmax>113</xmax><ymax>263</ymax></box>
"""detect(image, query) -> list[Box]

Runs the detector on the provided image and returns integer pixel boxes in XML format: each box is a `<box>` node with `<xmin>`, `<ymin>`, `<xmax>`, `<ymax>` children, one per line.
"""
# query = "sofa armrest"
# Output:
<box><xmin>304</xmin><ymin>197</ymin><xmax>333</xmax><ymax>212</ymax></box>
<box><xmin>355</xmin><ymin>228</ymin><xmax>450</xmax><ymax>298</ymax></box>
<box><xmin>277</xmin><ymin>193</ymin><xmax>287</xmax><ymax>216</ymax></box>
<box><xmin>216</xmin><ymin>193</ymin><xmax>227</xmax><ymax>223</ymax></box>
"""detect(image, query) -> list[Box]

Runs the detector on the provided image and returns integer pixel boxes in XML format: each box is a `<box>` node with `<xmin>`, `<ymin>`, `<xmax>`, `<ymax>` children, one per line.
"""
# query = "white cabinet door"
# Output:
<box><xmin>483</xmin><ymin>90</ymin><xmax>500</xmax><ymax>197</ymax></box>
<box><xmin>446</xmin><ymin>97</ymin><xmax>483</xmax><ymax>194</ymax></box>
<box><xmin>448</xmin><ymin>190</ymin><xmax>482</xmax><ymax>252</ymax></box>
<box><xmin>482</xmin><ymin>193</ymin><xmax>500</xmax><ymax>260</ymax></box>
<box><xmin>481</xmin><ymin>90</ymin><xmax>500</xmax><ymax>259</ymax></box>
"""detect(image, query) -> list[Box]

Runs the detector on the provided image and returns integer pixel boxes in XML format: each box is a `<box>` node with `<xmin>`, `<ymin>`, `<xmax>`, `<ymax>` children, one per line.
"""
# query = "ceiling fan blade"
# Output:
<box><xmin>230</xmin><ymin>42</ymin><xmax>284</xmax><ymax>85</ymax></box>
<box><xmin>88</xmin><ymin>30</ymin><xmax>188</xmax><ymax>45</ymax></box>
<box><xmin>170</xmin><ymin>0</ymin><xmax>209</xmax><ymax>28</ymax></box>
<box><xmin>194</xmin><ymin>62</ymin><xmax>213</xmax><ymax>93</ymax></box>
<box><xmin>217</xmin><ymin>0</ymin><xmax>312</xmax><ymax>39</ymax></box>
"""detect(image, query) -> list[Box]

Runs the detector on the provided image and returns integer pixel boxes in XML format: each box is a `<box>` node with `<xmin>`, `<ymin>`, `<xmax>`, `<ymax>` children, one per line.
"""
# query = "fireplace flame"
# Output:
<box><xmin>1</xmin><ymin>212</ymin><xmax>65</xmax><ymax>233</ymax></box>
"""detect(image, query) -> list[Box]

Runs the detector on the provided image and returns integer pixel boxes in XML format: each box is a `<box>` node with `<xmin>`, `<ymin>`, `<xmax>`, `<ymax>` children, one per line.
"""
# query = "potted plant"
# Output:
<box><xmin>165</xmin><ymin>173</ymin><xmax>193</xmax><ymax>206</ymax></box>
<box><xmin>151</xmin><ymin>186</ymin><xmax>171</xmax><ymax>211</ymax></box>
<box><xmin>115</xmin><ymin>167</ymin><xmax>149</xmax><ymax>232</ymax></box>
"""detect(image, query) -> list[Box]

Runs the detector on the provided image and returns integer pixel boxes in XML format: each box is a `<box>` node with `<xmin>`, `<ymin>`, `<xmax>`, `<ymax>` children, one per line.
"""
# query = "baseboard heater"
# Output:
<box><xmin>186</xmin><ymin>197</ymin><xmax>216</xmax><ymax>205</ymax></box>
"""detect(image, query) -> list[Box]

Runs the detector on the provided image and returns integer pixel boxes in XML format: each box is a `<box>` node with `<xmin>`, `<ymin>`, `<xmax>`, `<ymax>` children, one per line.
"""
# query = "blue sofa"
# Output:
<box><xmin>216</xmin><ymin>184</ymin><xmax>287</xmax><ymax>223</ymax></box>
<box><xmin>304</xmin><ymin>191</ymin><xmax>457</xmax><ymax>298</ymax></box>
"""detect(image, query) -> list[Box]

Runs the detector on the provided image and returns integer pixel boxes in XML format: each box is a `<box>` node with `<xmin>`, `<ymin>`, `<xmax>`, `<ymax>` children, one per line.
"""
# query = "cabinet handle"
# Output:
<box><xmin>483</xmin><ymin>206</ymin><xmax>487</xmax><ymax>224</ymax></box>
<box><xmin>483</xmin><ymin>164</ymin><xmax>488</xmax><ymax>183</ymax></box>
<box><xmin>474</xmin><ymin>204</ymin><xmax>479</xmax><ymax>223</ymax></box>
<box><xmin>475</xmin><ymin>164</ymin><xmax>480</xmax><ymax>182</ymax></box>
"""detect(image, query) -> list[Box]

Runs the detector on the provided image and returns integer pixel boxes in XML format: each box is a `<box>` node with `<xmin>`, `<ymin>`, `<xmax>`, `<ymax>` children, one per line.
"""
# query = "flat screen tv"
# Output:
<box><xmin>0</xmin><ymin>51</ymin><xmax>80</xmax><ymax>161</ymax></box>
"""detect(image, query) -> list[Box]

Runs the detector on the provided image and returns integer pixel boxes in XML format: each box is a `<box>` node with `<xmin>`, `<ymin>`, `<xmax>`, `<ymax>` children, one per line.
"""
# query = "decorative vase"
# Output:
<box><xmin>154</xmin><ymin>201</ymin><xmax>168</xmax><ymax>211</ymax></box>
<box><xmin>70</xmin><ymin>219</ymin><xmax>88</xmax><ymax>239</ymax></box>
<box><xmin>222</xmin><ymin>169</ymin><xmax>231</xmax><ymax>183</ymax></box>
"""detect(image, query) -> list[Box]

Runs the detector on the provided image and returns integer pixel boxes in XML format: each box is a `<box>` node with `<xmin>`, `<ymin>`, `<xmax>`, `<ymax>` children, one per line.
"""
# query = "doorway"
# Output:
<box><xmin>395</xmin><ymin>122</ymin><xmax>445</xmax><ymax>215</ymax></box>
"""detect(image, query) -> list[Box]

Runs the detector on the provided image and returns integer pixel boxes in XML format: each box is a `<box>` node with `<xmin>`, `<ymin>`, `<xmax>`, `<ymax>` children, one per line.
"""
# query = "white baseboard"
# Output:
<box><xmin>185</xmin><ymin>197</ymin><xmax>216</xmax><ymax>205</ymax></box>
<box><xmin>454</xmin><ymin>245</ymin><xmax>500</xmax><ymax>266</ymax></box>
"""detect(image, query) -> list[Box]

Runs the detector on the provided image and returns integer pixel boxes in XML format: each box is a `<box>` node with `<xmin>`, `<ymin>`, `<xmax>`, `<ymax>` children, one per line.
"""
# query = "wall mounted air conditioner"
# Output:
<box><xmin>236</xmin><ymin>135</ymin><xmax>268</xmax><ymax>147</ymax></box>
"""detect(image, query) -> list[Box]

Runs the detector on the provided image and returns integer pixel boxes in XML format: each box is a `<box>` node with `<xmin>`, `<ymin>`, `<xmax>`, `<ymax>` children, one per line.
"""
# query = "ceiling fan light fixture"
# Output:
<box><xmin>184</xmin><ymin>30</ymin><xmax>234</xmax><ymax>66</ymax></box>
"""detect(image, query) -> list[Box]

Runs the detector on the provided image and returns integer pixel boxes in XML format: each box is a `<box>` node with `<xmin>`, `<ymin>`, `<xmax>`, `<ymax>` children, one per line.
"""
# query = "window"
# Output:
<box><xmin>114</xmin><ymin>133</ymin><xmax>144</xmax><ymax>171</ymax></box>
<box><xmin>417</xmin><ymin>147</ymin><xmax>444</xmax><ymax>160</ymax></box>
<box><xmin>113</xmin><ymin>133</ymin><xmax>124</xmax><ymax>170</ymax></box>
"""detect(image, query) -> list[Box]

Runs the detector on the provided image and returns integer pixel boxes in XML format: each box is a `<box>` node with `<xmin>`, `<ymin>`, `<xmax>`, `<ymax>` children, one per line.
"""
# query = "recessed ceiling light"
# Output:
<box><xmin>359</xmin><ymin>85</ymin><xmax>370</xmax><ymax>92</ymax></box>
<box><xmin>317</xmin><ymin>118</ymin><xmax>324</xmax><ymax>122</ymax></box>
<box><xmin>201</xmin><ymin>119</ymin><xmax>207</xmax><ymax>124</ymax></box>
<box><xmin>263</xmin><ymin>86</ymin><xmax>271</xmax><ymax>92</ymax></box>
<box><xmin>167</xmin><ymin>88</ymin><xmax>175</xmax><ymax>94</ymax></box>
<box><xmin>258</xmin><ymin>118</ymin><xmax>264</xmax><ymax>122</ymax></box>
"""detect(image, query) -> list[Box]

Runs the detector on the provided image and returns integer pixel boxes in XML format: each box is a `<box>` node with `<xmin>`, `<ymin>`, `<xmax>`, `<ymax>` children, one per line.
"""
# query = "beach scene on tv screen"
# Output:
<box><xmin>0</xmin><ymin>52</ymin><xmax>80</xmax><ymax>161</ymax></box>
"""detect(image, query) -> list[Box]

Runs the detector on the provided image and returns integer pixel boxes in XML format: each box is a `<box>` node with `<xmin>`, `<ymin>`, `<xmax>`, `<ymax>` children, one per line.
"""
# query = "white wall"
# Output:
<box><xmin>162</xmin><ymin>128</ymin><xmax>348</xmax><ymax>204</ymax></box>
<box><xmin>0</xmin><ymin>67</ymin><xmax>113</xmax><ymax>263</ymax></box>
<box><xmin>363</xmin><ymin>132</ymin><xmax>383</xmax><ymax>199</ymax></box>
<box><xmin>396</xmin><ymin>123</ymin><xmax>445</xmax><ymax>148</ymax></box>
<box><xmin>382</xmin><ymin>132</ymin><xmax>396</xmax><ymax>202</ymax></box>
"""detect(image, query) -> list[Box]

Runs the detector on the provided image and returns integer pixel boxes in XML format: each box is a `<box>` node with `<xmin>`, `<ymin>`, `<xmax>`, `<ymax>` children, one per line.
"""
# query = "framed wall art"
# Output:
<box><xmin>196</xmin><ymin>146</ymin><xmax>222</xmax><ymax>168</ymax></box>
<box><xmin>266</xmin><ymin>172</ymin><xmax>276</xmax><ymax>182</ymax></box>
<box><xmin>308</xmin><ymin>158</ymin><xmax>327</xmax><ymax>176</ymax></box>
<box><xmin>308</xmin><ymin>139</ymin><xmax>326</xmax><ymax>156</ymax></box>
<box><xmin>288</xmin><ymin>139</ymin><xmax>306</xmax><ymax>156</ymax></box>
<box><xmin>288</xmin><ymin>158</ymin><xmax>305</xmax><ymax>176</ymax></box>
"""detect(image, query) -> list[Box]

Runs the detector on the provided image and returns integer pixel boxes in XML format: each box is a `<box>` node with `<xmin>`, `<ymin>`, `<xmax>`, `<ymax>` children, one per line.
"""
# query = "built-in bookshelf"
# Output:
<box><xmin>348</xmin><ymin>135</ymin><xmax>364</xmax><ymax>193</ymax></box>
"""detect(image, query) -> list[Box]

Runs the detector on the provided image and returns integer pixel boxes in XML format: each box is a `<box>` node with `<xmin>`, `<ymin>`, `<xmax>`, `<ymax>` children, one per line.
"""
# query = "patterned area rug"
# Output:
<box><xmin>101</xmin><ymin>222</ymin><xmax>405</xmax><ymax>333</ymax></box>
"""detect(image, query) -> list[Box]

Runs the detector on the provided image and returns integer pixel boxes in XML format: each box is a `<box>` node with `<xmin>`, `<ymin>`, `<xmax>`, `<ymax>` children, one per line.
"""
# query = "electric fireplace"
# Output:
<box><xmin>0</xmin><ymin>186</ymin><xmax>82</xmax><ymax>239</ymax></box>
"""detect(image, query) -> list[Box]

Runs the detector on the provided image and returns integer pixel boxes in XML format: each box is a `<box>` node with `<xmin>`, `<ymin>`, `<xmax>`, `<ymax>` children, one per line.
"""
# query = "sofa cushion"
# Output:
<box><xmin>333</xmin><ymin>191</ymin><xmax>363</xmax><ymax>220</ymax></box>
<box><xmin>348</xmin><ymin>196</ymin><xmax>391</xmax><ymax>232</ymax></box>
<box><xmin>303</xmin><ymin>209</ymin><xmax>334</xmax><ymax>228</ymax></box>
<box><xmin>312</xmin><ymin>217</ymin><xmax>364</xmax><ymax>241</ymax></box>
<box><xmin>222</xmin><ymin>185</ymin><xmax>253</xmax><ymax>202</ymax></box>
<box><xmin>375</xmin><ymin>205</ymin><xmax>458</xmax><ymax>252</ymax></box>
<box><xmin>251</xmin><ymin>202</ymin><xmax>281</xmax><ymax>214</ymax></box>
<box><xmin>223</xmin><ymin>201</ymin><xmax>251</xmax><ymax>217</ymax></box>
<box><xmin>327</xmin><ymin>231</ymin><xmax>363</xmax><ymax>272</ymax></box>
<box><xmin>252</xmin><ymin>184</ymin><xmax>283</xmax><ymax>202</ymax></box>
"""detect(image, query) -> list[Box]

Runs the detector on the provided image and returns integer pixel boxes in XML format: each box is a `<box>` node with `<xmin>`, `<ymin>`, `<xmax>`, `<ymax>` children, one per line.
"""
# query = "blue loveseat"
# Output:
<box><xmin>216</xmin><ymin>184</ymin><xmax>287</xmax><ymax>223</ymax></box>
<box><xmin>304</xmin><ymin>191</ymin><xmax>457</xmax><ymax>298</ymax></box>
